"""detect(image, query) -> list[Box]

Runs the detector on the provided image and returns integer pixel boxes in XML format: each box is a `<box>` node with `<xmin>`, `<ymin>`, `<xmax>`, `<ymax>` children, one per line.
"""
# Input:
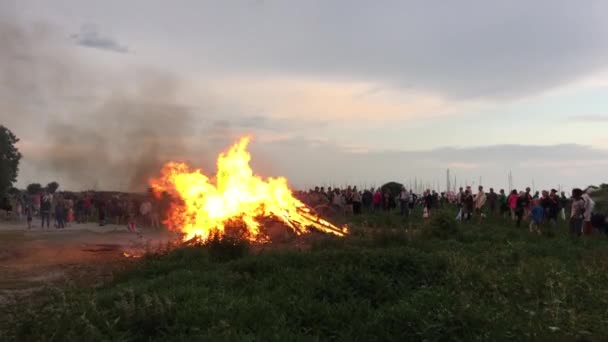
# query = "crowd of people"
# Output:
<box><xmin>296</xmin><ymin>184</ymin><xmax>606</xmax><ymax>236</ymax></box>
<box><xmin>2</xmin><ymin>189</ymin><xmax>169</xmax><ymax>232</ymax></box>
<box><xmin>1</xmin><ymin>183</ymin><xmax>605</xmax><ymax>237</ymax></box>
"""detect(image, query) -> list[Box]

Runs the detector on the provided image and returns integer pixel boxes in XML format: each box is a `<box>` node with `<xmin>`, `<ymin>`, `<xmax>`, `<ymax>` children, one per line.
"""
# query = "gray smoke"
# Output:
<box><xmin>1</xmin><ymin>18</ymin><xmax>203</xmax><ymax>192</ymax></box>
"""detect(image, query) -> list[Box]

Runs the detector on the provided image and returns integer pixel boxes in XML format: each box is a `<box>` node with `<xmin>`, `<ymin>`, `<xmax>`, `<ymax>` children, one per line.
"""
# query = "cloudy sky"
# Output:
<box><xmin>2</xmin><ymin>0</ymin><xmax>607</xmax><ymax>191</ymax></box>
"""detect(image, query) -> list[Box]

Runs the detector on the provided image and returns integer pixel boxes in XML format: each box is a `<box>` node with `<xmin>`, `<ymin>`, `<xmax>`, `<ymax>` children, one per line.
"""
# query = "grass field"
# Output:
<box><xmin>3</xmin><ymin>195</ymin><xmax>608</xmax><ymax>341</ymax></box>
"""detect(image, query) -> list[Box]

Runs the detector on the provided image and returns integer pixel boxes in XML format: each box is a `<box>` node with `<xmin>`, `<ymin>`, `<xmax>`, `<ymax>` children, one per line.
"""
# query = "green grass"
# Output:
<box><xmin>4</xmin><ymin>207</ymin><xmax>608</xmax><ymax>341</ymax></box>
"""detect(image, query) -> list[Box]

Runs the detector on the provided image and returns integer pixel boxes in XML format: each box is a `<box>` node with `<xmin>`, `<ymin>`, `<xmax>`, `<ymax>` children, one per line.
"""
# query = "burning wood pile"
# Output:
<box><xmin>143</xmin><ymin>136</ymin><xmax>347</xmax><ymax>246</ymax></box>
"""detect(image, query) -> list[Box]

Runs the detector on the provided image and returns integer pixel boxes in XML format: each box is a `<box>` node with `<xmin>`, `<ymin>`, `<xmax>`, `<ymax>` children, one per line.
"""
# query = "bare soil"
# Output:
<box><xmin>0</xmin><ymin>220</ymin><xmax>175</xmax><ymax>306</ymax></box>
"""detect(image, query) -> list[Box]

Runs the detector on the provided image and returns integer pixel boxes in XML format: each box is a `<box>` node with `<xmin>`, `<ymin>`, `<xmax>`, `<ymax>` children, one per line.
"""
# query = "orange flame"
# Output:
<box><xmin>150</xmin><ymin>137</ymin><xmax>347</xmax><ymax>242</ymax></box>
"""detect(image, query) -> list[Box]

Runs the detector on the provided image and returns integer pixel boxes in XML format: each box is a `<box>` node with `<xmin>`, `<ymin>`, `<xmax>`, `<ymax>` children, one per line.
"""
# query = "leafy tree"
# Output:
<box><xmin>27</xmin><ymin>183</ymin><xmax>43</xmax><ymax>195</ymax></box>
<box><xmin>381</xmin><ymin>181</ymin><xmax>404</xmax><ymax>196</ymax></box>
<box><xmin>0</xmin><ymin>126</ymin><xmax>22</xmax><ymax>196</ymax></box>
<box><xmin>47</xmin><ymin>181</ymin><xmax>59</xmax><ymax>194</ymax></box>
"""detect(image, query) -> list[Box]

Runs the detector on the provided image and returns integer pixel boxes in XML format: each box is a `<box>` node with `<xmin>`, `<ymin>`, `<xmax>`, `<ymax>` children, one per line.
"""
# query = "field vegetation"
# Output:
<box><xmin>3</xmin><ymin>188</ymin><xmax>608</xmax><ymax>341</ymax></box>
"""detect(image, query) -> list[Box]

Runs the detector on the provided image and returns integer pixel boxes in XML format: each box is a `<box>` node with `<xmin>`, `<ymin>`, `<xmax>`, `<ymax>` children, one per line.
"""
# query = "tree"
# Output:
<box><xmin>27</xmin><ymin>183</ymin><xmax>43</xmax><ymax>195</ymax></box>
<box><xmin>381</xmin><ymin>181</ymin><xmax>404</xmax><ymax>197</ymax></box>
<box><xmin>0</xmin><ymin>126</ymin><xmax>22</xmax><ymax>196</ymax></box>
<box><xmin>47</xmin><ymin>181</ymin><xmax>59</xmax><ymax>194</ymax></box>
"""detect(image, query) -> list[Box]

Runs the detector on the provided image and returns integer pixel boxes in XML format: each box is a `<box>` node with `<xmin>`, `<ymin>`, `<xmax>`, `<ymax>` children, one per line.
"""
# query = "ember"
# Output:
<box><xmin>150</xmin><ymin>137</ymin><xmax>347</xmax><ymax>242</ymax></box>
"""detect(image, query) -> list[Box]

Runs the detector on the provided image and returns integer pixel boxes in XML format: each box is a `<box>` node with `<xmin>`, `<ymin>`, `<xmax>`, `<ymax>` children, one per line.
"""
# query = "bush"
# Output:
<box><xmin>204</xmin><ymin>231</ymin><xmax>250</xmax><ymax>262</ymax></box>
<box><xmin>423</xmin><ymin>210</ymin><xmax>459</xmax><ymax>239</ymax></box>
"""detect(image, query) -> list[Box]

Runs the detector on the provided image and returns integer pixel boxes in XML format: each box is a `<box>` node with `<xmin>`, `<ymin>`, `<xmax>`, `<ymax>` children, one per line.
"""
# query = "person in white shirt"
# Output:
<box><xmin>474</xmin><ymin>186</ymin><xmax>487</xmax><ymax>222</ymax></box>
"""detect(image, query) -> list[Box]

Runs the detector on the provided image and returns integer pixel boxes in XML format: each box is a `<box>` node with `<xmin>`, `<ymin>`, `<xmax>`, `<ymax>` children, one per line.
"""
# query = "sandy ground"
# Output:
<box><xmin>0</xmin><ymin>219</ymin><xmax>176</xmax><ymax>307</ymax></box>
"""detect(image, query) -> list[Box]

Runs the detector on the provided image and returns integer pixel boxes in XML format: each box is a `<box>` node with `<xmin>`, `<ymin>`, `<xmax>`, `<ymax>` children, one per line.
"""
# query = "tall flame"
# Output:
<box><xmin>150</xmin><ymin>137</ymin><xmax>347</xmax><ymax>242</ymax></box>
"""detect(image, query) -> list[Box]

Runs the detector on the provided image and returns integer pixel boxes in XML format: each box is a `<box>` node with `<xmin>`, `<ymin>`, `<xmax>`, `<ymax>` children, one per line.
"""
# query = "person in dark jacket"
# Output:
<box><xmin>40</xmin><ymin>193</ymin><xmax>51</xmax><ymax>229</ymax></box>
<box><xmin>515</xmin><ymin>191</ymin><xmax>530</xmax><ymax>228</ymax></box>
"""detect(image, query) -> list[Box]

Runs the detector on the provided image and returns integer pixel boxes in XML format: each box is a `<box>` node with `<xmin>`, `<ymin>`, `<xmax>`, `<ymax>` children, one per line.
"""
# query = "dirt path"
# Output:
<box><xmin>0</xmin><ymin>220</ymin><xmax>176</xmax><ymax>307</ymax></box>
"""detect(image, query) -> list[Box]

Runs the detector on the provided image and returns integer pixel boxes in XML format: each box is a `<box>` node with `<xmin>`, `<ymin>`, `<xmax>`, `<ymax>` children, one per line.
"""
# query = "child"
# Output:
<box><xmin>529</xmin><ymin>199</ymin><xmax>544</xmax><ymax>234</ymax></box>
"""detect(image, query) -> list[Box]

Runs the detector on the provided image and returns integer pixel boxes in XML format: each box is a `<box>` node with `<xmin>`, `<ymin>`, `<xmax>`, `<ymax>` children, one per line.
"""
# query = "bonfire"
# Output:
<box><xmin>149</xmin><ymin>137</ymin><xmax>347</xmax><ymax>242</ymax></box>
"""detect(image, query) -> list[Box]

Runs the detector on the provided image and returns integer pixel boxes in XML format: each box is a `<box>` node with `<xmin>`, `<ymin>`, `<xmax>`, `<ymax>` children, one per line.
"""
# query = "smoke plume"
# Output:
<box><xmin>1</xmin><ymin>18</ymin><xmax>201</xmax><ymax>192</ymax></box>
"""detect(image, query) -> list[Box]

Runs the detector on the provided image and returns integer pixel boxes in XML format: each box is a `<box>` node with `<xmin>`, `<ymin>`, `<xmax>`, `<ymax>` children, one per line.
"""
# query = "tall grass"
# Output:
<box><xmin>4</xmin><ymin>210</ymin><xmax>608</xmax><ymax>341</ymax></box>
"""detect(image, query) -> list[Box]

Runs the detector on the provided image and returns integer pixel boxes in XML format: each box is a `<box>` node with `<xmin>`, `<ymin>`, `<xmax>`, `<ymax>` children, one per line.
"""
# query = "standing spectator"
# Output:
<box><xmin>570</xmin><ymin>188</ymin><xmax>586</xmax><ymax>236</ymax></box>
<box><xmin>362</xmin><ymin>188</ymin><xmax>373</xmax><ymax>212</ymax></box>
<box><xmin>96</xmin><ymin>196</ymin><xmax>107</xmax><ymax>226</ymax></box>
<box><xmin>474</xmin><ymin>186</ymin><xmax>487</xmax><ymax>221</ymax></box>
<box><xmin>423</xmin><ymin>190</ymin><xmax>433</xmax><ymax>218</ymax></box>
<box><xmin>515</xmin><ymin>191</ymin><xmax>528</xmax><ymax>228</ymax></box>
<box><xmin>372</xmin><ymin>189</ymin><xmax>382</xmax><ymax>211</ymax></box>
<box><xmin>140</xmin><ymin>199</ymin><xmax>152</xmax><ymax>227</ymax></box>
<box><xmin>463</xmin><ymin>189</ymin><xmax>475</xmax><ymax>221</ymax></box>
<box><xmin>582</xmin><ymin>190</ymin><xmax>596</xmax><ymax>235</ymax></box>
<box><xmin>409</xmin><ymin>191</ymin><xmax>418</xmax><ymax>211</ymax></box>
<box><xmin>487</xmin><ymin>188</ymin><xmax>498</xmax><ymax>216</ymax></box>
<box><xmin>75</xmin><ymin>197</ymin><xmax>85</xmax><ymax>223</ymax></box>
<box><xmin>382</xmin><ymin>189</ymin><xmax>392</xmax><ymax>212</ymax></box>
<box><xmin>524</xmin><ymin>187</ymin><xmax>533</xmax><ymax>217</ymax></box>
<box><xmin>55</xmin><ymin>197</ymin><xmax>66</xmax><ymax>229</ymax></box>
<box><xmin>529</xmin><ymin>199</ymin><xmax>544</xmax><ymax>234</ymax></box>
<box><xmin>498</xmin><ymin>189</ymin><xmax>509</xmax><ymax>218</ymax></box>
<box><xmin>352</xmin><ymin>188</ymin><xmax>362</xmax><ymax>215</ymax></box>
<box><xmin>546</xmin><ymin>189</ymin><xmax>560</xmax><ymax>227</ymax></box>
<box><xmin>40</xmin><ymin>192</ymin><xmax>51</xmax><ymax>229</ymax></box>
<box><xmin>508</xmin><ymin>190</ymin><xmax>518</xmax><ymax>221</ymax></box>
<box><xmin>25</xmin><ymin>202</ymin><xmax>33</xmax><ymax>229</ymax></box>
<box><xmin>431</xmin><ymin>191</ymin><xmax>439</xmax><ymax>210</ymax></box>
<box><xmin>84</xmin><ymin>193</ymin><xmax>92</xmax><ymax>222</ymax></box>
<box><xmin>33</xmin><ymin>192</ymin><xmax>41</xmax><ymax>217</ymax></box>
<box><xmin>559</xmin><ymin>191</ymin><xmax>569</xmax><ymax>220</ymax></box>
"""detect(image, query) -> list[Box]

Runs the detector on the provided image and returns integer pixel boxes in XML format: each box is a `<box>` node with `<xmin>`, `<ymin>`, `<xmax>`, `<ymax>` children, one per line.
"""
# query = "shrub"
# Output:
<box><xmin>423</xmin><ymin>210</ymin><xmax>459</xmax><ymax>239</ymax></box>
<box><xmin>205</xmin><ymin>231</ymin><xmax>250</xmax><ymax>262</ymax></box>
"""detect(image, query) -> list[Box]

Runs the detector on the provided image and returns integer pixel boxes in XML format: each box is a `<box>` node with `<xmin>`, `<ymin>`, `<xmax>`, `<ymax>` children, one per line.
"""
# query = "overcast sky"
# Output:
<box><xmin>2</xmin><ymin>0</ymin><xmax>607</xmax><ymax>191</ymax></box>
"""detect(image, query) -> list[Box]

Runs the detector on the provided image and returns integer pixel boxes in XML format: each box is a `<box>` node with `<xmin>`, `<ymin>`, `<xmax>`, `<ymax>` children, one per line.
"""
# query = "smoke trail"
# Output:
<box><xmin>1</xmin><ymin>17</ymin><xmax>203</xmax><ymax>191</ymax></box>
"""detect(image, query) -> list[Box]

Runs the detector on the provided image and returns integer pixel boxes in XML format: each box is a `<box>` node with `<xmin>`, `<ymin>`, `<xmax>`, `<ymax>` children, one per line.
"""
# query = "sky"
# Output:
<box><xmin>1</xmin><ymin>0</ymin><xmax>607</xmax><ymax>192</ymax></box>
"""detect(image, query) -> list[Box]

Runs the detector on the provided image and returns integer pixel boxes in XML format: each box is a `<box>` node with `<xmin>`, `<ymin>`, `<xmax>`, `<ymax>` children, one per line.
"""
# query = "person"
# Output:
<box><xmin>540</xmin><ymin>190</ymin><xmax>551</xmax><ymax>222</ymax></box>
<box><xmin>431</xmin><ymin>190</ymin><xmax>439</xmax><ymax>210</ymax></box>
<box><xmin>570</xmin><ymin>188</ymin><xmax>586</xmax><ymax>236</ymax></box>
<box><xmin>381</xmin><ymin>189</ymin><xmax>390</xmax><ymax>212</ymax></box>
<box><xmin>474</xmin><ymin>186</ymin><xmax>487</xmax><ymax>221</ymax></box>
<box><xmin>463</xmin><ymin>189</ymin><xmax>474</xmax><ymax>221</ymax></box>
<box><xmin>545</xmin><ymin>189</ymin><xmax>560</xmax><ymax>227</ymax></box>
<box><xmin>332</xmin><ymin>189</ymin><xmax>345</xmax><ymax>214</ymax></box>
<box><xmin>508</xmin><ymin>190</ymin><xmax>518</xmax><ymax>221</ymax></box>
<box><xmin>523</xmin><ymin>187</ymin><xmax>533</xmax><ymax>217</ymax></box>
<box><xmin>84</xmin><ymin>193</ymin><xmax>92</xmax><ymax>222</ymax></box>
<box><xmin>345</xmin><ymin>186</ymin><xmax>354</xmax><ymax>215</ymax></box>
<box><xmin>40</xmin><ymin>192</ymin><xmax>51</xmax><ymax>229</ymax></box>
<box><xmin>372</xmin><ymin>189</ymin><xmax>382</xmax><ymax>211</ymax></box>
<box><xmin>352</xmin><ymin>188</ymin><xmax>362</xmax><ymax>215</ymax></box>
<box><xmin>25</xmin><ymin>203</ymin><xmax>33</xmax><ymax>229</ymax></box>
<box><xmin>362</xmin><ymin>188</ymin><xmax>373</xmax><ymax>211</ymax></box>
<box><xmin>399</xmin><ymin>187</ymin><xmax>410</xmax><ymax>218</ymax></box>
<box><xmin>487</xmin><ymin>188</ymin><xmax>498</xmax><ymax>216</ymax></box>
<box><xmin>66</xmin><ymin>196</ymin><xmax>74</xmax><ymax>227</ymax></box>
<box><xmin>96</xmin><ymin>196</ymin><xmax>107</xmax><ymax>226</ymax></box>
<box><xmin>456</xmin><ymin>187</ymin><xmax>465</xmax><ymax>211</ymax></box>
<box><xmin>529</xmin><ymin>199</ymin><xmax>544</xmax><ymax>234</ymax></box>
<box><xmin>139</xmin><ymin>199</ymin><xmax>152</xmax><ymax>226</ymax></box>
<box><xmin>581</xmin><ymin>190</ymin><xmax>595</xmax><ymax>235</ymax></box>
<box><xmin>559</xmin><ymin>191</ymin><xmax>569</xmax><ymax>220</ymax></box>
<box><xmin>423</xmin><ymin>190</ymin><xmax>433</xmax><ymax>218</ymax></box>
<box><xmin>409</xmin><ymin>190</ymin><xmax>417</xmax><ymax>211</ymax></box>
<box><xmin>498</xmin><ymin>189</ymin><xmax>509</xmax><ymax>218</ymax></box>
<box><xmin>55</xmin><ymin>197</ymin><xmax>66</xmax><ymax>229</ymax></box>
<box><xmin>515</xmin><ymin>191</ymin><xmax>528</xmax><ymax>228</ymax></box>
